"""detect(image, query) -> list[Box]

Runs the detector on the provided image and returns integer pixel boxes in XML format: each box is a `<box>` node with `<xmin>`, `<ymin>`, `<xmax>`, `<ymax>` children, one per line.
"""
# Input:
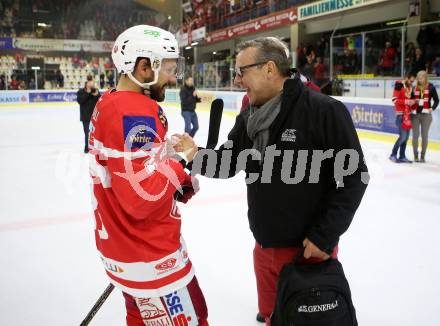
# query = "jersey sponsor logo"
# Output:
<box><xmin>123</xmin><ymin>116</ymin><xmax>157</xmax><ymax>149</ymax></box>
<box><xmin>155</xmin><ymin>258</ymin><xmax>177</xmax><ymax>271</ymax></box>
<box><xmin>136</xmin><ymin>297</ymin><xmax>173</xmax><ymax>325</ymax></box>
<box><xmin>144</xmin><ymin>29</ymin><xmax>161</xmax><ymax>37</ymax></box>
<box><xmin>164</xmin><ymin>291</ymin><xmax>194</xmax><ymax>326</ymax></box>
<box><xmin>101</xmin><ymin>257</ymin><xmax>124</xmax><ymax>273</ymax></box>
<box><xmin>281</xmin><ymin>129</ymin><xmax>297</xmax><ymax>142</ymax></box>
<box><xmin>298</xmin><ymin>299</ymin><xmax>339</xmax><ymax>313</ymax></box>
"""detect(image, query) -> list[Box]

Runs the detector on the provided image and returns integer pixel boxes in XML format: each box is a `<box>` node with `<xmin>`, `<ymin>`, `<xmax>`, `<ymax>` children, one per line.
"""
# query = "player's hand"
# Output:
<box><xmin>303</xmin><ymin>238</ymin><xmax>330</xmax><ymax>260</ymax></box>
<box><xmin>172</xmin><ymin>133</ymin><xmax>198</xmax><ymax>162</ymax></box>
<box><xmin>175</xmin><ymin>175</ymin><xmax>199</xmax><ymax>203</ymax></box>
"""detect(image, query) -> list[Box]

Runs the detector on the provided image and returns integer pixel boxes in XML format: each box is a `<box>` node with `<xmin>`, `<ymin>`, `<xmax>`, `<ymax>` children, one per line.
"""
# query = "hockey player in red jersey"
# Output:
<box><xmin>88</xmin><ymin>25</ymin><xmax>208</xmax><ymax>325</ymax></box>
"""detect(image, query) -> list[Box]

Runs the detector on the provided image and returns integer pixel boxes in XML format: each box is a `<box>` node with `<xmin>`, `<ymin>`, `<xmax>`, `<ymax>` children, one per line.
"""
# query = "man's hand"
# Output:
<box><xmin>172</xmin><ymin>133</ymin><xmax>198</xmax><ymax>162</ymax></box>
<box><xmin>303</xmin><ymin>238</ymin><xmax>330</xmax><ymax>260</ymax></box>
<box><xmin>175</xmin><ymin>175</ymin><xmax>199</xmax><ymax>203</ymax></box>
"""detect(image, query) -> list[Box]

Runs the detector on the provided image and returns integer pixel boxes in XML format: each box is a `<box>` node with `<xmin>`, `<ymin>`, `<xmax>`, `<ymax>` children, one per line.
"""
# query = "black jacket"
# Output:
<box><xmin>77</xmin><ymin>88</ymin><xmax>100</xmax><ymax>122</ymax></box>
<box><xmin>195</xmin><ymin>77</ymin><xmax>368</xmax><ymax>254</ymax></box>
<box><xmin>180</xmin><ymin>85</ymin><xmax>201</xmax><ymax>112</ymax></box>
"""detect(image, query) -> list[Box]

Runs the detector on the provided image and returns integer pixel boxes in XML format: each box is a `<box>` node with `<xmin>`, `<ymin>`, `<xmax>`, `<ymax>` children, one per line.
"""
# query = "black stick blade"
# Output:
<box><xmin>206</xmin><ymin>98</ymin><xmax>224</xmax><ymax>149</ymax></box>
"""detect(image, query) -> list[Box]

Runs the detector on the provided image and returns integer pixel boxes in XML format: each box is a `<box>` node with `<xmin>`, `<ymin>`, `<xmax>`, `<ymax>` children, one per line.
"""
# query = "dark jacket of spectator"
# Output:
<box><xmin>180</xmin><ymin>84</ymin><xmax>201</xmax><ymax>112</ymax></box>
<box><xmin>77</xmin><ymin>87</ymin><xmax>100</xmax><ymax>122</ymax></box>
<box><xmin>411</xmin><ymin>52</ymin><xmax>427</xmax><ymax>75</ymax></box>
<box><xmin>55</xmin><ymin>70</ymin><xmax>64</xmax><ymax>88</ymax></box>
<box><xmin>198</xmin><ymin>78</ymin><xmax>368</xmax><ymax>252</ymax></box>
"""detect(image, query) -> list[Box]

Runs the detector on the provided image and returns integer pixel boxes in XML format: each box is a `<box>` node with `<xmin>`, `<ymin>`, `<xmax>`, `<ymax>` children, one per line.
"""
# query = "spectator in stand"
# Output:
<box><xmin>79</xmin><ymin>46</ymin><xmax>86</xmax><ymax>60</ymax></box>
<box><xmin>55</xmin><ymin>70</ymin><xmax>64</xmax><ymax>88</ymax></box>
<box><xmin>107</xmin><ymin>70</ymin><xmax>115</xmax><ymax>88</ymax></box>
<box><xmin>28</xmin><ymin>78</ymin><xmax>35</xmax><ymax>89</ymax></box>
<box><xmin>411</xmin><ymin>48</ymin><xmax>427</xmax><ymax>75</ymax></box>
<box><xmin>0</xmin><ymin>74</ymin><xmax>5</xmax><ymax>90</ymax></box>
<box><xmin>411</xmin><ymin>70</ymin><xmax>439</xmax><ymax>163</ymax></box>
<box><xmin>72</xmin><ymin>54</ymin><xmax>80</xmax><ymax>68</ymax></box>
<box><xmin>76</xmin><ymin>75</ymin><xmax>100</xmax><ymax>153</ymax></box>
<box><xmin>416</xmin><ymin>26</ymin><xmax>434</xmax><ymax>56</ymax></box>
<box><xmin>313</xmin><ymin>56</ymin><xmax>327</xmax><ymax>87</ymax></box>
<box><xmin>18</xmin><ymin>80</ymin><xmax>26</xmax><ymax>90</ymax></box>
<box><xmin>99</xmin><ymin>72</ymin><xmax>105</xmax><ymax>89</ymax></box>
<box><xmin>302</xmin><ymin>49</ymin><xmax>315</xmax><ymax>81</ymax></box>
<box><xmin>433</xmin><ymin>57</ymin><xmax>440</xmax><ymax>77</ymax></box>
<box><xmin>297</xmin><ymin>45</ymin><xmax>306</xmax><ymax>68</ymax></box>
<box><xmin>9</xmin><ymin>75</ymin><xmax>19</xmax><ymax>90</ymax></box>
<box><xmin>405</xmin><ymin>42</ymin><xmax>416</xmax><ymax>74</ymax></box>
<box><xmin>379</xmin><ymin>41</ymin><xmax>396</xmax><ymax>76</ymax></box>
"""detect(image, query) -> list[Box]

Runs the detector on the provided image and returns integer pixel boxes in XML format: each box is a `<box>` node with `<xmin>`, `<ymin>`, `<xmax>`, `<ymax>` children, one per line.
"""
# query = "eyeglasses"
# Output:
<box><xmin>234</xmin><ymin>61</ymin><xmax>267</xmax><ymax>78</ymax></box>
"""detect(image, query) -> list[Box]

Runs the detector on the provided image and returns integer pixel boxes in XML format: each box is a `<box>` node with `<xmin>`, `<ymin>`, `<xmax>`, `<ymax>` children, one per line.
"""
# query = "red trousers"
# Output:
<box><xmin>123</xmin><ymin>276</ymin><xmax>208</xmax><ymax>326</ymax></box>
<box><xmin>253</xmin><ymin>243</ymin><xmax>338</xmax><ymax>323</ymax></box>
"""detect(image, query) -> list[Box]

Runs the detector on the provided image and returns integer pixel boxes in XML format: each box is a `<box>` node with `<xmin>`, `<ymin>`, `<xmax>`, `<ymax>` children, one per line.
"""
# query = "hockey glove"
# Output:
<box><xmin>175</xmin><ymin>174</ymin><xmax>200</xmax><ymax>203</ymax></box>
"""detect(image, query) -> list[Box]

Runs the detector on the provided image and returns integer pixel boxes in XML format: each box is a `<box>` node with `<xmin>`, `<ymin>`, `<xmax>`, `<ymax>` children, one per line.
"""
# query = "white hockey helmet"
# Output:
<box><xmin>111</xmin><ymin>25</ymin><xmax>184</xmax><ymax>88</ymax></box>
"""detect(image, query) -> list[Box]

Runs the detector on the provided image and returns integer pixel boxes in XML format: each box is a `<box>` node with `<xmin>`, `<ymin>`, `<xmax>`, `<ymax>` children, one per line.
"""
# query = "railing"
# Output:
<box><xmin>183</xmin><ymin>60</ymin><xmax>237</xmax><ymax>91</ymax></box>
<box><xmin>0</xmin><ymin>67</ymin><xmax>118</xmax><ymax>90</ymax></box>
<box><xmin>330</xmin><ymin>21</ymin><xmax>440</xmax><ymax>79</ymax></box>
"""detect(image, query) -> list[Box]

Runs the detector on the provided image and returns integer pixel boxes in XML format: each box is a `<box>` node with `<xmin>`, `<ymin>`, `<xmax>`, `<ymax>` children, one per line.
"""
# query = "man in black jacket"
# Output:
<box><xmin>174</xmin><ymin>37</ymin><xmax>368</xmax><ymax>323</ymax></box>
<box><xmin>77</xmin><ymin>77</ymin><xmax>100</xmax><ymax>153</ymax></box>
<box><xmin>180</xmin><ymin>75</ymin><xmax>201</xmax><ymax>137</ymax></box>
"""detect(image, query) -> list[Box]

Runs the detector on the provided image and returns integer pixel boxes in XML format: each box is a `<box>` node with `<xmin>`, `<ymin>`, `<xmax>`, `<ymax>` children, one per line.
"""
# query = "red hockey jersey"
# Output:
<box><xmin>88</xmin><ymin>90</ymin><xmax>194</xmax><ymax>297</ymax></box>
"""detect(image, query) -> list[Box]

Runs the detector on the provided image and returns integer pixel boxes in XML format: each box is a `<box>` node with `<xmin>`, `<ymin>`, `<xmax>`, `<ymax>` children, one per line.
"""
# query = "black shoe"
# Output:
<box><xmin>256</xmin><ymin>313</ymin><xmax>266</xmax><ymax>323</ymax></box>
<box><xmin>398</xmin><ymin>157</ymin><xmax>412</xmax><ymax>163</ymax></box>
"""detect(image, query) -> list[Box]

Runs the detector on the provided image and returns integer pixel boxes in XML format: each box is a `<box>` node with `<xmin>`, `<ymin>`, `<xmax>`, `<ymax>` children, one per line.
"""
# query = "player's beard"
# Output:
<box><xmin>149</xmin><ymin>83</ymin><xmax>166</xmax><ymax>102</ymax></box>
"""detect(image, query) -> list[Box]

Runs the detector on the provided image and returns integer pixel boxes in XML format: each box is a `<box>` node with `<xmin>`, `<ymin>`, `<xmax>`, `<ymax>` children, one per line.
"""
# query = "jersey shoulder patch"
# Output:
<box><xmin>123</xmin><ymin>115</ymin><xmax>157</xmax><ymax>149</ymax></box>
<box><xmin>157</xmin><ymin>105</ymin><xmax>168</xmax><ymax>130</ymax></box>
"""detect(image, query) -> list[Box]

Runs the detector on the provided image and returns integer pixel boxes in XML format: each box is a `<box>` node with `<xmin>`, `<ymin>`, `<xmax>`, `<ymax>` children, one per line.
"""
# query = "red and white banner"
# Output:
<box><xmin>205</xmin><ymin>8</ymin><xmax>298</xmax><ymax>44</ymax></box>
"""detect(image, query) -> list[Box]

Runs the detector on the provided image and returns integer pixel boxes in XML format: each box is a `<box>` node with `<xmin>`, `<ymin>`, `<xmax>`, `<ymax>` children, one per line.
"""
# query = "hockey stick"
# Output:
<box><xmin>206</xmin><ymin>98</ymin><xmax>224</xmax><ymax>149</ymax></box>
<box><xmin>80</xmin><ymin>283</ymin><xmax>114</xmax><ymax>326</ymax></box>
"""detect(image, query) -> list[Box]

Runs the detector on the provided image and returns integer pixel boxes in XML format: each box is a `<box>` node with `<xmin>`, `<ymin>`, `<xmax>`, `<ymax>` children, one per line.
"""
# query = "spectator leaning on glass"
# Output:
<box><xmin>173</xmin><ymin>37</ymin><xmax>368</xmax><ymax>324</ymax></box>
<box><xmin>390</xmin><ymin>73</ymin><xmax>416</xmax><ymax>163</ymax></box>
<box><xmin>180</xmin><ymin>75</ymin><xmax>201</xmax><ymax>137</ymax></box>
<box><xmin>411</xmin><ymin>70</ymin><xmax>439</xmax><ymax>162</ymax></box>
<box><xmin>76</xmin><ymin>75</ymin><xmax>100</xmax><ymax>153</ymax></box>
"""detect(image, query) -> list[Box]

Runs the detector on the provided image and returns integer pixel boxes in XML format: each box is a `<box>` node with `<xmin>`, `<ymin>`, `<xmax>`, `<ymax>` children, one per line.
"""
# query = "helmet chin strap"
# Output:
<box><xmin>127</xmin><ymin>69</ymin><xmax>159</xmax><ymax>90</ymax></box>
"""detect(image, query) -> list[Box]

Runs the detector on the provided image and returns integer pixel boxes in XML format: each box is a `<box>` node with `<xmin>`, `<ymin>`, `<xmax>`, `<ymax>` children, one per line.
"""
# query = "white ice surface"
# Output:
<box><xmin>0</xmin><ymin>103</ymin><xmax>439</xmax><ymax>326</ymax></box>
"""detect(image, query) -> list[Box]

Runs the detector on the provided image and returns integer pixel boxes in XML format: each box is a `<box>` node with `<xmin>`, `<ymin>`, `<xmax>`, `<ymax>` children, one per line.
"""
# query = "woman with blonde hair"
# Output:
<box><xmin>411</xmin><ymin>70</ymin><xmax>439</xmax><ymax>162</ymax></box>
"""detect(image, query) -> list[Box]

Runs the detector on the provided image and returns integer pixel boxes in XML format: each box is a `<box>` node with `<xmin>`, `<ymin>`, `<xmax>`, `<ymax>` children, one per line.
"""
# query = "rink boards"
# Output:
<box><xmin>1</xmin><ymin>88</ymin><xmax>440</xmax><ymax>145</ymax></box>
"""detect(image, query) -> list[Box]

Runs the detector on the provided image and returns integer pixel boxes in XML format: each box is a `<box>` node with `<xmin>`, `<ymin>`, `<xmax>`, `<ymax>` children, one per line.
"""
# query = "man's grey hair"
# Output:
<box><xmin>236</xmin><ymin>37</ymin><xmax>291</xmax><ymax>77</ymax></box>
